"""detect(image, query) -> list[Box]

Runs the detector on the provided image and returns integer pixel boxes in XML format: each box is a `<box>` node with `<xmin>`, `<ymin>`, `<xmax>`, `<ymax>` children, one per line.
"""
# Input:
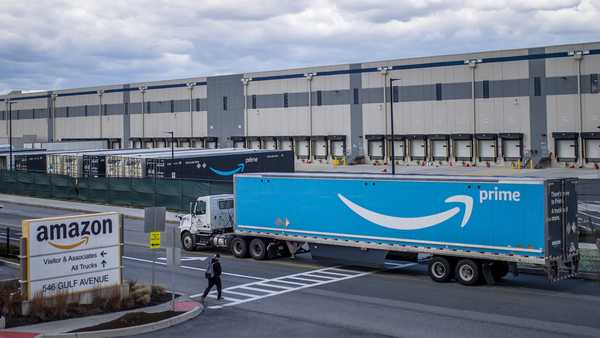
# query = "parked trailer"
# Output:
<box><xmin>105</xmin><ymin>148</ymin><xmax>209</xmax><ymax>178</ymax></box>
<box><xmin>179</xmin><ymin>173</ymin><xmax>579</xmax><ymax>285</ymax></box>
<box><xmin>147</xmin><ymin>149</ymin><xmax>295</xmax><ymax>180</ymax></box>
<box><xmin>82</xmin><ymin>147</ymin><xmax>192</xmax><ymax>178</ymax></box>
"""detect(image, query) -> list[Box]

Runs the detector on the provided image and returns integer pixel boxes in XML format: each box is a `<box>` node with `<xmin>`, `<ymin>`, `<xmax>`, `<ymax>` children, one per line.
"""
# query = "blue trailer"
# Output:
<box><xmin>178</xmin><ymin>173</ymin><xmax>579</xmax><ymax>285</ymax></box>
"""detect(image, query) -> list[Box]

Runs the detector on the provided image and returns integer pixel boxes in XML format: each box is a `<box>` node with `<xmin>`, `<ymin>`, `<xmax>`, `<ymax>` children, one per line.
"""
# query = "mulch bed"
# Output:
<box><xmin>4</xmin><ymin>293</ymin><xmax>177</xmax><ymax>329</ymax></box>
<box><xmin>70</xmin><ymin>311</ymin><xmax>180</xmax><ymax>332</ymax></box>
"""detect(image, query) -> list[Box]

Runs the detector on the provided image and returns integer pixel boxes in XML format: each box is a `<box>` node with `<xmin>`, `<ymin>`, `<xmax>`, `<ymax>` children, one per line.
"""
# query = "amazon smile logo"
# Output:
<box><xmin>35</xmin><ymin>219</ymin><xmax>113</xmax><ymax>250</ymax></box>
<box><xmin>337</xmin><ymin>194</ymin><xmax>473</xmax><ymax>230</ymax></box>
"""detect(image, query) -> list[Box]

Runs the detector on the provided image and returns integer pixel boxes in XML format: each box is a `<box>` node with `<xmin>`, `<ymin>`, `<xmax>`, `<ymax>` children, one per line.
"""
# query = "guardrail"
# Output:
<box><xmin>0</xmin><ymin>224</ymin><xmax>21</xmax><ymax>259</ymax></box>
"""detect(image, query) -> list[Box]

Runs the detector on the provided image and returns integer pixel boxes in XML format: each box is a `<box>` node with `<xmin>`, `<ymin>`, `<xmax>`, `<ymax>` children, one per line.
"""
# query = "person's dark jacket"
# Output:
<box><xmin>212</xmin><ymin>260</ymin><xmax>222</xmax><ymax>277</ymax></box>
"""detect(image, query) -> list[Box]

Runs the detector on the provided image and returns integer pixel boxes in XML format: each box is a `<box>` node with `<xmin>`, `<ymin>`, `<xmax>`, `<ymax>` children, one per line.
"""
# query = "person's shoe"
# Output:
<box><xmin>216</xmin><ymin>296</ymin><xmax>224</xmax><ymax>301</ymax></box>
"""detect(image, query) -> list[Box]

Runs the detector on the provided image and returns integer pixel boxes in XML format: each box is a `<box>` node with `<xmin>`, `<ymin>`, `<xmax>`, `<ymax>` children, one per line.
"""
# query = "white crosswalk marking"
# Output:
<box><xmin>193</xmin><ymin>263</ymin><xmax>415</xmax><ymax>309</ymax></box>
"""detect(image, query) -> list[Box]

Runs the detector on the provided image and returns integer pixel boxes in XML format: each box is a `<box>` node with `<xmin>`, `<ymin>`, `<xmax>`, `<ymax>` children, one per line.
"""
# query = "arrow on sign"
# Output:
<box><xmin>101</xmin><ymin>260</ymin><xmax>107</xmax><ymax>268</ymax></box>
<box><xmin>101</xmin><ymin>251</ymin><xmax>107</xmax><ymax>257</ymax></box>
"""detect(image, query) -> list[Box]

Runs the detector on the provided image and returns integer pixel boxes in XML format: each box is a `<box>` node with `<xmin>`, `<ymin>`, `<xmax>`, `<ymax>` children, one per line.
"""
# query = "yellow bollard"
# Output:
<box><xmin>529</xmin><ymin>159</ymin><xmax>533</xmax><ymax>169</ymax></box>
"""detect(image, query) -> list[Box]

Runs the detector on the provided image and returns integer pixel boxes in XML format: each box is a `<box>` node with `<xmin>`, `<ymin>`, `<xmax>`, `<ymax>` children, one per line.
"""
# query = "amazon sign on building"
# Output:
<box><xmin>21</xmin><ymin>212</ymin><xmax>123</xmax><ymax>299</ymax></box>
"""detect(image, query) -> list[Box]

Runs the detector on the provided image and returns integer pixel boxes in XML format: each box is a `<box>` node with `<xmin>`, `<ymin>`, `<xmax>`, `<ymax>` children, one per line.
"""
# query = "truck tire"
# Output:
<box><xmin>491</xmin><ymin>262</ymin><xmax>509</xmax><ymax>281</ymax></box>
<box><xmin>181</xmin><ymin>231</ymin><xmax>195</xmax><ymax>251</ymax></box>
<box><xmin>428</xmin><ymin>256</ymin><xmax>453</xmax><ymax>282</ymax></box>
<box><xmin>231</xmin><ymin>237</ymin><xmax>249</xmax><ymax>258</ymax></box>
<box><xmin>455</xmin><ymin>259</ymin><xmax>481</xmax><ymax>286</ymax></box>
<box><xmin>249</xmin><ymin>238</ymin><xmax>267</xmax><ymax>260</ymax></box>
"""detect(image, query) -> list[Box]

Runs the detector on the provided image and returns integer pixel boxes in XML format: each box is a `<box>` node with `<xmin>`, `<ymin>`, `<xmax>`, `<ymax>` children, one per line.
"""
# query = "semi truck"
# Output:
<box><xmin>178</xmin><ymin>173</ymin><xmax>579</xmax><ymax>285</ymax></box>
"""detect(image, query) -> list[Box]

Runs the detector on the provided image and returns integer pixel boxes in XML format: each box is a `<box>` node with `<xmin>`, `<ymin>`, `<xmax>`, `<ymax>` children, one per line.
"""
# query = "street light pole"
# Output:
<box><xmin>166</xmin><ymin>131</ymin><xmax>174</xmax><ymax>160</ymax></box>
<box><xmin>389</xmin><ymin>78</ymin><xmax>400</xmax><ymax>175</ymax></box>
<box><xmin>7</xmin><ymin>100</ymin><xmax>16</xmax><ymax>171</ymax></box>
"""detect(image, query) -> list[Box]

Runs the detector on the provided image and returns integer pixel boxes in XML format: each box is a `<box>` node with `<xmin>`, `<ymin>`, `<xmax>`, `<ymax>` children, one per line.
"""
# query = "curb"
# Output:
<box><xmin>39</xmin><ymin>303</ymin><xmax>204</xmax><ymax>338</ymax></box>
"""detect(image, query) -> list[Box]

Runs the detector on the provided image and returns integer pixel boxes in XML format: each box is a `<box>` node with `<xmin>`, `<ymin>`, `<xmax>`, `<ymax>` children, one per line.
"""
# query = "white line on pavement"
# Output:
<box><xmin>122</xmin><ymin>255</ymin><xmax>266</xmax><ymax>281</ymax></box>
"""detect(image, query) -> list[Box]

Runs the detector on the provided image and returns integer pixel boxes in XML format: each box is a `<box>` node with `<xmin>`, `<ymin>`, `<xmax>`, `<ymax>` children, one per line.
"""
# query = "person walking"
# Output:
<box><xmin>200</xmin><ymin>253</ymin><xmax>223</xmax><ymax>303</ymax></box>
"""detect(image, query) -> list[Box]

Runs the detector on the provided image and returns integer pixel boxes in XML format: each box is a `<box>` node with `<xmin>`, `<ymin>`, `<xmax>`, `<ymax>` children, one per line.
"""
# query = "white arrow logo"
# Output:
<box><xmin>337</xmin><ymin>194</ymin><xmax>473</xmax><ymax>230</ymax></box>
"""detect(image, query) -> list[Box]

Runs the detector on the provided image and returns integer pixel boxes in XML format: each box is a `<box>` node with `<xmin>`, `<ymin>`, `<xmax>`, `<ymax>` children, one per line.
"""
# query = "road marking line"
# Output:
<box><xmin>233</xmin><ymin>286</ymin><xmax>276</xmax><ymax>294</ymax></box>
<box><xmin>327</xmin><ymin>268</ymin><xmax>364</xmax><ymax>274</ymax></box>
<box><xmin>268</xmin><ymin>279</ymin><xmax>306</xmax><ymax>286</ymax></box>
<box><xmin>283</xmin><ymin>276</ymin><xmax>327</xmax><ymax>283</ymax></box>
<box><xmin>308</xmin><ymin>270</ymin><xmax>353</xmax><ymax>277</ymax></box>
<box><xmin>256</xmin><ymin>283</ymin><xmax>293</xmax><ymax>290</ymax></box>
<box><xmin>122</xmin><ymin>256</ymin><xmax>266</xmax><ymax>281</ymax></box>
<box><xmin>302</xmin><ymin>273</ymin><xmax>337</xmax><ymax>280</ymax></box>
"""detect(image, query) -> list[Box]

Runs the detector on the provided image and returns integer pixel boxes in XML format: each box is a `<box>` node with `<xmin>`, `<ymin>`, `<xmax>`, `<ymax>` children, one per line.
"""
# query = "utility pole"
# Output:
<box><xmin>378</xmin><ymin>66</ymin><xmax>391</xmax><ymax>160</ymax></box>
<box><xmin>97</xmin><ymin>90</ymin><xmax>104</xmax><ymax>140</ymax></box>
<box><xmin>465</xmin><ymin>59</ymin><xmax>481</xmax><ymax>165</ymax></box>
<box><xmin>186</xmin><ymin>82</ymin><xmax>195</xmax><ymax>139</ymax></box>
<box><xmin>241</xmin><ymin>78</ymin><xmax>252</xmax><ymax>147</ymax></box>
<box><xmin>569</xmin><ymin>50</ymin><xmax>589</xmax><ymax>167</ymax></box>
<box><xmin>304</xmin><ymin>73</ymin><xmax>316</xmax><ymax>160</ymax></box>
<box><xmin>7</xmin><ymin>100</ymin><xmax>16</xmax><ymax>171</ymax></box>
<box><xmin>139</xmin><ymin>86</ymin><xmax>147</xmax><ymax>143</ymax></box>
<box><xmin>389</xmin><ymin>78</ymin><xmax>401</xmax><ymax>175</ymax></box>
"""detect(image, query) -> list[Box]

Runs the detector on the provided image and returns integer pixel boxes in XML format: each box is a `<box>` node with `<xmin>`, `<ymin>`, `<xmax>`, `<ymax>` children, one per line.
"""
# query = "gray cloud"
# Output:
<box><xmin>0</xmin><ymin>0</ymin><xmax>599</xmax><ymax>94</ymax></box>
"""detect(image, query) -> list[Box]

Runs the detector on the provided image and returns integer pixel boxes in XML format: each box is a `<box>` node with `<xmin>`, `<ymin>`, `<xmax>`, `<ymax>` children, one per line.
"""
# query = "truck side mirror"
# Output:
<box><xmin>189</xmin><ymin>202</ymin><xmax>194</xmax><ymax>215</ymax></box>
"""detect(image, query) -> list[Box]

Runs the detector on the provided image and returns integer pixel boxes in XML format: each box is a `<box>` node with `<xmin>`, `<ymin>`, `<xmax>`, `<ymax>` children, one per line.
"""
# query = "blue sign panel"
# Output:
<box><xmin>235</xmin><ymin>175</ymin><xmax>545</xmax><ymax>257</ymax></box>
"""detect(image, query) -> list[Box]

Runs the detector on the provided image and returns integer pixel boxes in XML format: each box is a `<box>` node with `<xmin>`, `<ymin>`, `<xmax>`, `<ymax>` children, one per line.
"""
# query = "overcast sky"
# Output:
<box><xmin>1</xmin><ymin>0</ymin><xmax>599</xmax><ymax>94</ymax></box>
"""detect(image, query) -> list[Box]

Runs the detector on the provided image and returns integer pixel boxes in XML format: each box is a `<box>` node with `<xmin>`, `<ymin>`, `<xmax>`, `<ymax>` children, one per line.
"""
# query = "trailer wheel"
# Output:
<box><xmin>249</xmin><ymin>238</ymin><xmax>267</xmax><ymax>260</ymax></box>
<box><xmin>455</xmin><ymin>259</ymin><xmax>481</xmax><ymax>286</ymax></box>
<box><xmin>428</xmin><ymin>256</ymin><xmax>453</xmax><ymax>282</ymax></box>
<box><xmin>181</xmin><ymin>231</ymin><xmax>195</xmax><ymax>251</ymax></box>
<box><xmin>491</xmin><ymin>262</ymin><xmax>509</xmax><ymax>281</ymax></box>
<box><xmin>231</xmin><ymin>237</ymin><xmax>249</xmax><ymax>258</ymax></box>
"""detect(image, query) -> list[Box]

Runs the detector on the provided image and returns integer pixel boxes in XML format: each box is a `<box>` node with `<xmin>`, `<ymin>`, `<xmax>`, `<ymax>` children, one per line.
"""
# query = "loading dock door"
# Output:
<box><xmin>206</xmin><ymin>140</ymin><xmax>217</xmax><ymax>149</ymax></box>
<box><xmin>249</xmin><ymin>139</ymin><xmax>261</xmax><ymax>149</ymax></box>
<box><xmin>410</xmin><ymin>139</ymin><xmax>426</xmax><ymax>160</ymax></box>
<box><xmin>263</xmin><ymin>139</ymin><xmax>277</xmax><ymax>150</ymax></box>
<box><xmin>368</xmin><ymin>140</ymin><xmax>384</xmax><ymax>159</ymax></box>
<box><xmin>280</xmin><ymin>139</ymin><xmax>293</xmax><ymax>151</ymax></box>
<box><xmin>296</xmin><ymin>139</ymin><xmax>310</xmax><ymax>158</ymax></box>
<box><xmin>233</xmin><ymin>140</ymin><xmax>245</xmax><ymax>148</ymax></box>
<box><xmin>331</xmin><ymin>140</ymin><xmax>345</xmax><ymax>158</ymax></box>
<box><xmin>392</xmin><ymin>140</ymin><xmax>405</xmax><ymax>159</ymax></box>
<box><xmin>431</xmin><ymin>140</ymin><xmax>449</xmax><ymax>160</ymax></box>
<box><xmin>556</xmin><ymin>139</ymin><xmax>577</xmax><ymax>161</ymax></box>
<box><xmin>144</xmin><ymin>140</ymin><xmax>154</xmax><ymax>149</ymax></box>
<box><xmin>502</xmin><ymin>139</ymin><xmax>521</xmax><ymax>160</ymax></box>
<box><xmin>455</xmin><ymin>140</ymin><xmax>472</xmax><ymax>160</ymax></box>
<box><xmin>585</xmin><ymin>139</ymin><xmax>600</xmax><ymax>162</ymax></box>
<box><xmin>180</xmin><ymin>140</ymin><xmax>191</xmax><ymax>148</ymax></box>
<box><xmin>478</xmin><ymin>140</ymin><xmax>497</xmax><ymax>160</ymax></box>
<box><xmin>314</xmin><ymin>139</ymin><xmax>328</xmax><ymax>158</ymax></box>
<box><xmin>192</xmin><ymin>139</ymin><xmax>204</xmax><ymax>148</ymax></box>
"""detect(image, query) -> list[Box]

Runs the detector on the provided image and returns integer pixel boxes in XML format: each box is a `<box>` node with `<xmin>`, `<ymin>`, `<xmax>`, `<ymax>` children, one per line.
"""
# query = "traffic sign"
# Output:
<box><xmin>149</xmin><ymin>231</ymin><xmax>161</xmax><ymax>249</ymax></box>
<box><xmin>22</xmin><ymin>212</ymin><xmax>123</xmax><ymax>299</ymax></box>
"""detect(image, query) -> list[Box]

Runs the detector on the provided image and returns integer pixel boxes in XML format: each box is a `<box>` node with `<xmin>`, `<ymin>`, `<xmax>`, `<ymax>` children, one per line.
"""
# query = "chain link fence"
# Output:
<box><xmin>0</xmin><ymin>169</ymin><xmax>232</xmax><ymax>212</ymax></box>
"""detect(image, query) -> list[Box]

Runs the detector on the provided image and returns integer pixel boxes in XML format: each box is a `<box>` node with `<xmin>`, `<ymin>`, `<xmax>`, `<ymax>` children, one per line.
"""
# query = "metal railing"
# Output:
<box><xmin>0</xmin><ymin>224</ymin><xmax>21</xmax><ymax>259</ymax></box>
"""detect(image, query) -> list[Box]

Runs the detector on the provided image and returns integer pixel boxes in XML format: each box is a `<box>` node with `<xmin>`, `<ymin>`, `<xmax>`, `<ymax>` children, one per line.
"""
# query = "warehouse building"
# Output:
<box><xmin>1</xmin><ymin>41</ymin><xmax>599</xmax><ymax>168</ymax></box>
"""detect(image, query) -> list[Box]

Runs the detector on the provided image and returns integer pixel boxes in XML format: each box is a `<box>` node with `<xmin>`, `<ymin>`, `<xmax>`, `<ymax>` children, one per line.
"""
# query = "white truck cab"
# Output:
<box><xmin>179</xmin><ymin>194</ymin><xmax>234</xmax><ymax>250</ymax></box>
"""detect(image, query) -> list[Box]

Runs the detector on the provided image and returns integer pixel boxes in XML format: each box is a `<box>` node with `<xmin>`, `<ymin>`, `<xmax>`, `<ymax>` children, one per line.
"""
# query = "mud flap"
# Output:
<box><xmin>482</xmin><ymin>263</ymin><xmax>495</xmax><ymax>285</ymax></box>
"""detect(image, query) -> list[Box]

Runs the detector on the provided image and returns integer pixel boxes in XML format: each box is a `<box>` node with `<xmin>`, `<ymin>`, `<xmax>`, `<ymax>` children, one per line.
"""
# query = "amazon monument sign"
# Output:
<box><xmin>21</xmin><ymin>212</ymin><xmax>123</xmax><ymax>299</ymax></box>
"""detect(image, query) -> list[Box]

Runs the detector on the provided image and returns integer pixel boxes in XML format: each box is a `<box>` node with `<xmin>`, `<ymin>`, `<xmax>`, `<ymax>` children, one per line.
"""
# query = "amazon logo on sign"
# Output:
<box><xmin>35</xmin><ymin>218</ymin><xmax>113</xmax><ymax>250</ymax></box>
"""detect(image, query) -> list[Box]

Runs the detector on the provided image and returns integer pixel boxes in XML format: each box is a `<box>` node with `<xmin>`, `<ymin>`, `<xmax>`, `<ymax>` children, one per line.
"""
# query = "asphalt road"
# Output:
<box><xmin>1</xmin><ymin>203</ymin><xmax>600</xmax><ymax>338</ymax></box>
